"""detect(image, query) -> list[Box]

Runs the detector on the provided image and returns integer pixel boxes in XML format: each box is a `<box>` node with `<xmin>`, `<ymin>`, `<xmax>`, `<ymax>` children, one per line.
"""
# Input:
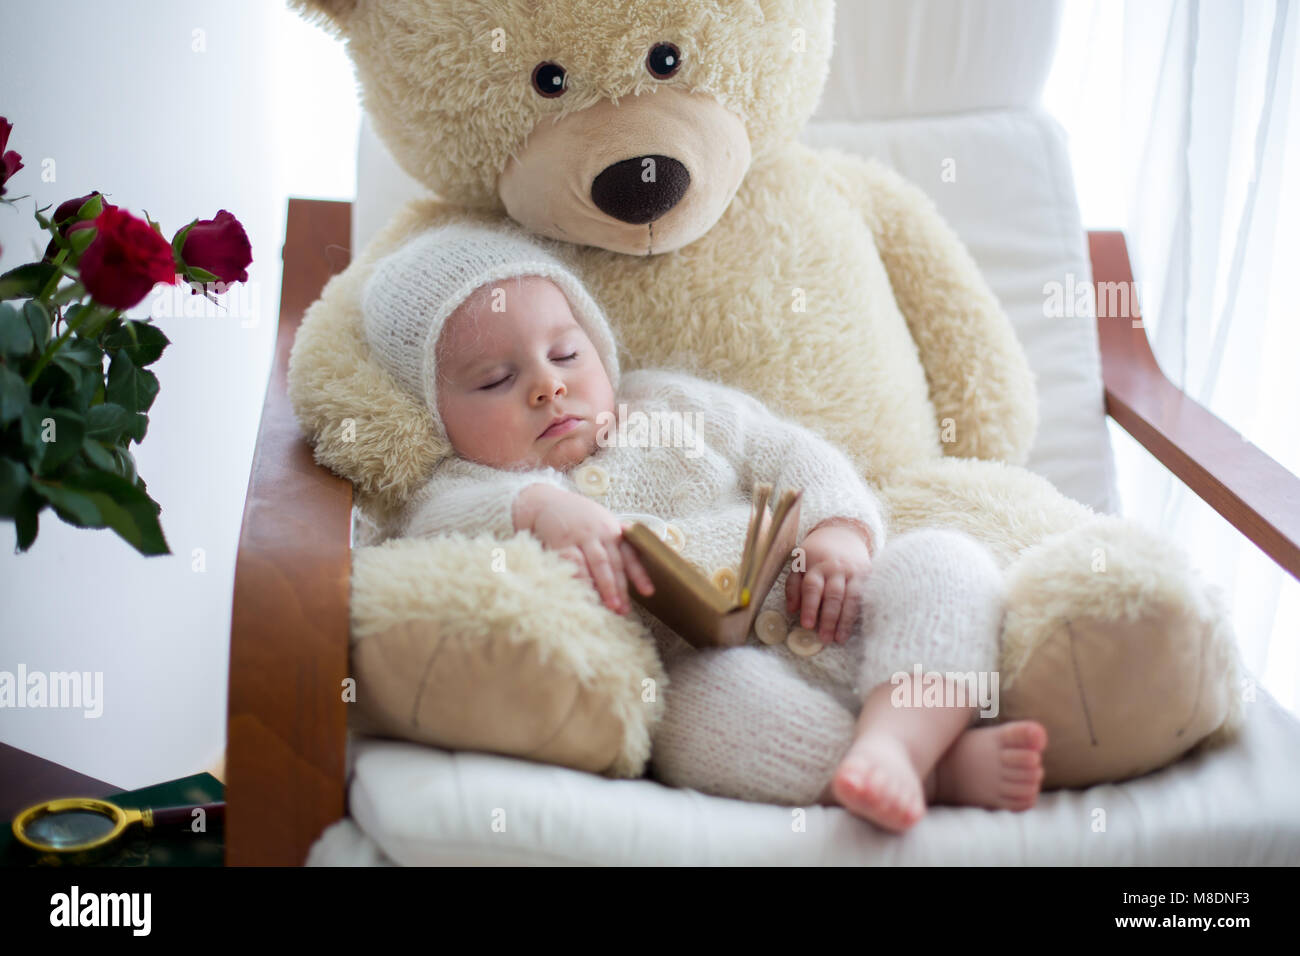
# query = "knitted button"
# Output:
<box><xmin>786</xmin><ymin>627</ymin><xmax>824</xmax><ymax>657</ymax></box>
<box><xmin>574</xmin><ymin>463</ymin><xmax>609</xmax><ymax>496</ymax></box>
<box><xmin>710</xmin><ymin>566</ymin><xmax>738</xmax><ymax>600</ymax></box>
<box><xmin>754</xmin><ymin>609</ymin><xmax>789</xmax><ymax>645</ymax></box>
<box><xmin>663</xmin><ymin>524</ymin><xmax>686</xmax><ymax>551</ymax></box>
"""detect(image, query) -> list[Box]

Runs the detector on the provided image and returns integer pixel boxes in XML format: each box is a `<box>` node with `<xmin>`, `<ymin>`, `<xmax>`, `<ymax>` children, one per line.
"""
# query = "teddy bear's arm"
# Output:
<box><xmin>286</xmin><ymin>199</ymin><xmax>513</xmax><ymax>515</ymax></box>
<box><xmin>822</xmin><ymin>150</ymin><xmax>1040</xmax><ymax>466</ymax></box>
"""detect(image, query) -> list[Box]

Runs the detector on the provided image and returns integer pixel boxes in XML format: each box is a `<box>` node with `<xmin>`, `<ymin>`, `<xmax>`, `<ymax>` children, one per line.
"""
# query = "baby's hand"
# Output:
<box><xmin>514</xmin><ymin>484</ymin><xmax>654</xmax><ymax>615</ymax></box>
<box><xmin>786</xmin><ymin>520</ymin><xmax>873</xmax><ymax>644</ymax></box>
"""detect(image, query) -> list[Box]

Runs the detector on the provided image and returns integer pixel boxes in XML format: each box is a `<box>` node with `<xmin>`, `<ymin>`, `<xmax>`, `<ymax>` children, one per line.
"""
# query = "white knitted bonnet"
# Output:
<box><xmin>361</xmin><ymin>222</ymin><xmax>622</xmax><ymax>451</ymax></box>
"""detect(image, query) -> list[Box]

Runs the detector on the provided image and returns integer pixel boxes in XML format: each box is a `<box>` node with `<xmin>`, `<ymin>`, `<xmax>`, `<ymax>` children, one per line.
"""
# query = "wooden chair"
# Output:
<box><xmin>224</xmin><ymin>197</ymin><xmax>1300</xmax><ymax>866</ymax></box>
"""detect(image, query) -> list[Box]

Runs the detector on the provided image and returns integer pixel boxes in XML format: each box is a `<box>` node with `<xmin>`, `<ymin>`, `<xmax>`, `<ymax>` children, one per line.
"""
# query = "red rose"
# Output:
<box><xmin>79</xmin><ymin>206</ymin><xmax>178</xmax><ymax>310</ymax></box>
<box><xmin>179</xmin><ymin>210</ymin><xmax>252</xmax><ymax>284</ymax></box>
<box><xmin>0</xmin><ymin>117</ymin><xmax>23</xmax><ymax>197</ymax></box>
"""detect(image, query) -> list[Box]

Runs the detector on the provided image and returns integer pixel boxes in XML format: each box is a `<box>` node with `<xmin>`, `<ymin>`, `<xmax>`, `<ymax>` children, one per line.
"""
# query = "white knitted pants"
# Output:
<box><xmin>648</xmin><ymin>528</ymin><xmax>1007</xmax><ymax>806</ymax></box>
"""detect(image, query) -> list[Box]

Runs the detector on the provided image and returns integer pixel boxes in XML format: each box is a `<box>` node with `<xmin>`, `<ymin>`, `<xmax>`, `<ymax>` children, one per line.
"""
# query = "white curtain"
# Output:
<box><xmin>1045</xmin><ymin>0</ymin><xmax>1300</xmax><ymax>715</ymax></box>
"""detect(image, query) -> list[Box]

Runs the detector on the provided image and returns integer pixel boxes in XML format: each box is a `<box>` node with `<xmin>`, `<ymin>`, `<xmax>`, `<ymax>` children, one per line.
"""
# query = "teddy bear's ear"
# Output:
<box><xmin>288</xmin><ymin>0</ymin><xmax>358</xmax><ymax>36</ymax></box>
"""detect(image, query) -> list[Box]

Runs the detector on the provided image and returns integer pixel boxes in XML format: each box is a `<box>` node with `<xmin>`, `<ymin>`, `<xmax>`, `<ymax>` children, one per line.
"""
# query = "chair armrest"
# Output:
<box><xmin>227</xmin><ymin>199</ymin><xmax>354</xmax><ymax>865</ymax></box>
<box><xmin>1089</xmin><ymin>230</ymin><xmax>1300</xmax><ymax>581</ymax></box>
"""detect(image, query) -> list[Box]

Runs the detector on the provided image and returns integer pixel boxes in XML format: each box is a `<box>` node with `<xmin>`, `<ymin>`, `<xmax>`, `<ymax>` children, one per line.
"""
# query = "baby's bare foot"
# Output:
<box><xmin>829</xmin><ymin>734</ymin><xmax>925</xmax><ymax>832</ymax></box>
<box><xmin>928</xmin><ymin>720</ymin><xmax>1048</xmax><ymax>811</ymax></box>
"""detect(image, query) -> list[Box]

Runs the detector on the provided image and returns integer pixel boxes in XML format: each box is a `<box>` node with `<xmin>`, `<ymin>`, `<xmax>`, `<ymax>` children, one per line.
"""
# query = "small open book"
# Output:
<box><xmin>621</xmin><ymin>483</ymin><xmax>802</xmax><ymax>649</ymax></box>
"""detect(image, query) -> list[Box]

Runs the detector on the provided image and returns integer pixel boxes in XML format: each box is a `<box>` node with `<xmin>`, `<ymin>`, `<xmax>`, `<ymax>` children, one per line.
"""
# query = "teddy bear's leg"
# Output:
<box><xmin>350</xmin><ymin>533</ymin><xmax>668</xmax><ymax>779</ymax></box>
<box><xmin>880</xmin><ymin>457</ymin><xmax>1246</xmax><ymax>789</ymax></box>
<box><xmin>996</xmin><ymin>516</ymin><xmax>1245</xmax><ymax>788</ymax></box>
<box><xmin>649</xmin><ymin>646</ymin><xmax>857</xmax><ymax>807</ymax></box>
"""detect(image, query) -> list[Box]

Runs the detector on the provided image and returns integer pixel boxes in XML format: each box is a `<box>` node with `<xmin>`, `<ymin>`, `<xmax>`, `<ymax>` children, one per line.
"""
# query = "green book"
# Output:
<box><xmin>1</xmin><ymin>772</ymin><xmax>224</xmax><ymax>868</ymax></box>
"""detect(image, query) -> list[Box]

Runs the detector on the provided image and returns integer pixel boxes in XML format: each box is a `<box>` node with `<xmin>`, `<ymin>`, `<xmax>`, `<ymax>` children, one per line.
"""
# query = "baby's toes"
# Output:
<box><xmin>1000</xmin><ymin>720</ymin><xmax>1048</xmax><ymax>753</ymax></box>
<box><xmin>1000</xmin><ymin>787</ymin><xmax>1039</xmax><ymax>811</ymax></box>
<box><xmin>1000</xmin><ymin>748</ymin><xmax>1042</xmax><ymax>771</ymax></box>
<box><xmin>883</xmin><ymin>776</ymin><xmax>921</xmax><ymax>813</ymax></box>
<box><xmin>834</xmin><ymin>763</ymin><xmax>875</xmax><ymax>801</ymax></box>
<box><xmin>999</xmin><ymin>766</ymin><xmax>1045</xmax><ymax>810</ymax></box>
<box><xmin>900</xmin><ymin>787</ymin><xmax>925</xmax><ymax>822</ymax></box>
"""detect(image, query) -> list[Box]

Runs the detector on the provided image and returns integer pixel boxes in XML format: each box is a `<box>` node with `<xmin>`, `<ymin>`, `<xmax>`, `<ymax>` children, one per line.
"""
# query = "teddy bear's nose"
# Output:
<box><xmin>590</xmin><ymin>155</ymin><xmax>690</xmax><ymax>224</ymax></box>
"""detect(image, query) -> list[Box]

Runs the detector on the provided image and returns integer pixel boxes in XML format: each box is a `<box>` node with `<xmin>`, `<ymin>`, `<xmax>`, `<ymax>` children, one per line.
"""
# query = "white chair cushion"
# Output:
<box><xmin>818</xmin><ymin>0</ymin><xmax>1063</xmax><ymax>119</ymax></box>
<box><xmin>801</xmin><ymin>109</ymin><xmax>1120</xmax><ymax>513</ymax></box>
<box><xmin>310</xmin><ymin>686</ymin><xmax>1300</xmax><ymax>865</ymax></box>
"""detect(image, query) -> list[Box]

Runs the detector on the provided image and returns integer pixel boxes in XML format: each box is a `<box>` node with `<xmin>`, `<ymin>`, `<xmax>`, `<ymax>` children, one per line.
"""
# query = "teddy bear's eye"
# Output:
<box><xmin>646</xmin><ymin>43</ymin><xmax>681</xmax><ymax>79</ymax></box>
<box><xmin>532</xmin><ymin>62</ymin><xmax>567</xmax><ymax>98</ymax></box>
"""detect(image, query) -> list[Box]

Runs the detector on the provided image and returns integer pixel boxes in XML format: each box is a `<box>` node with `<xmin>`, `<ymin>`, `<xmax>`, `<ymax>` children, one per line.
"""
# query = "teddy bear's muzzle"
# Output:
<box><xmin>497</xmin><ymin>86</ymin><xmax>750</xmax><ymax>256</ymax></box>
<box><xmin>590</xmin><ymin>155</ymin><xmax>691</xmax><ymax>225</ymax></box>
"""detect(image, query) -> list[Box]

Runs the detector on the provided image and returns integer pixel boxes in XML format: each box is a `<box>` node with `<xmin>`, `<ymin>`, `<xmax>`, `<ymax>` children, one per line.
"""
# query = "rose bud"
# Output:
<box><xmin>54</xmin><ymin>190</ymin><xmax>111</xmax><ymax>226</ymax></box>
<box><xmin>177</xmin><ymin>210</ymin><xmax>252</xmax><ymax>284</ymax></box>
<box><xmin>0</xmin><ymin>117</ymin><xmax>23</xmax><ymax>197</ymax></box>
<box><xmin>43</xmin><ymin>191</ymin><xmax>116</xmax><ymax>262</ymax></box>
<box><xmin>79</xmin><ymin>206</ymin><xmax>179</xmax><ymax>310</ymax></box>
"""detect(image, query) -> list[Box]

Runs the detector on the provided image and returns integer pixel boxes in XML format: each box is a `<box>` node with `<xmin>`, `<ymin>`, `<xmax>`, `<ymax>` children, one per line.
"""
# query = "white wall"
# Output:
<box><xmin>0</xmin><ymin>0</ymin><xmax>359</xmax><ymax>789</ymax></box>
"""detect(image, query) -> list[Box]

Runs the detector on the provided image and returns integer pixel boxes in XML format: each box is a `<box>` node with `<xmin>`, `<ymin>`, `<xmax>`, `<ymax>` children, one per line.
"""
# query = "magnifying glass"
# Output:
<box><xmin>11</xmin><ymin>797</ymin><xmax>225</xmax><ymax>865</ymax></box>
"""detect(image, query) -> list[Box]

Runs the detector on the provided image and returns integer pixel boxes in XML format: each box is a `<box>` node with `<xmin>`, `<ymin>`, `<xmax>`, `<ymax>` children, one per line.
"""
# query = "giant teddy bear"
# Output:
<box><xmin>286</xmin><ymin>0</ymin><xmax>1245</xmax><ymax>791</ymax></box>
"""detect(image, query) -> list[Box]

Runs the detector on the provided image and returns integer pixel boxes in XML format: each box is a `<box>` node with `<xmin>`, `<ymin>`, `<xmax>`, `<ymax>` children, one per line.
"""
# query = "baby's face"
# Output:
<box><xmin>435</xmin><ymin>275</ymin><xmax>615</xmax><ymax>472</ymax></box>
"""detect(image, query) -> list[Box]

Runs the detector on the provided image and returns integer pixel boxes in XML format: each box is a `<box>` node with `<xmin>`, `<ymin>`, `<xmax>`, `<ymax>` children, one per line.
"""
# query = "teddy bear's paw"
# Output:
<box><xmin>995</xmin><ymin>517</ymin><xmax>1244</xmax><ymax>789</ymax></box>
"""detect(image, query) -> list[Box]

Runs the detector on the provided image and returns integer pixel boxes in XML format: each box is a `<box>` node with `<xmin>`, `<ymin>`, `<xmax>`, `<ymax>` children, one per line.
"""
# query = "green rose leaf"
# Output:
<box><xmin>39</xmin><ymin>409</ymin><xmax>86</xmax><ymax>474</ymax></box>
<box><xmin>21</xmin><ymin>405</ymin><xmax>86</xmax><ymax>474</ymax></box>
<box><xmin>0</xmin><ymin>458</ymin><xmax>31</xmax><ymax>516</ymax></box>
<box><xmin>113</xmin><ymin>445</ymin><xmax>138</xmax><ymax>482</ymax></box>
<box><xmin>39</xmin><ymin>469</ymin><xmax>169</xmax><ymax>555</ymax></box>
<box><xmin>13</xmin><ymin>487</ymin><xmax>43</xmax><ymax>551</ymax></box>
<box><xmin>0</xmin><ymin>303</ymin><xmax>34</xmax><ymax>356</ymax></box>
<box><xmin>74</xmin><ymin>365</ymin><xmax>101</xmax><ymax>414</ymax></box>
<box><xmin>122</xmin><ymin>412</ymin><xmax>148</xmax><ymax>445</ymax></box>
<box><xmin>81</xmin><ymin>437</ymin><xmax>118</xmax><ymax>472</ymax></box>
<box><xmin>23</xmin><ymin>299</ymin><xmax>51</xmax><ymax>350</ymax></box>
<box><xmin>20</xmin><ymin>300</ymin><xmax>51</xmax><ymax>347</ymax></box>
<box><xmin>103</xmin><ymin>319</ymin><xmax>169</xmax><ymax>367</ymax></box>
<box><xmin>31</xmin><ymin>360</ymin><xmax>77</xmax><ymax>407</ymax></box>
<box><xmin>106</xmin><ymin>351</ymin><xmax>160</xmax><ymax>414</ymax></box>
<box><xmin>56</xmin><ymin>335</ymin><xmax>103</xmax><ymax>368</ymax></box>
<box><xmin>31</xmin><ymin>476</ymin><xmax>101</xmax><ymax>527</ymax></box>
<box><xmin>44</xmin><ymin>356</ymin><xmax>100</xmax><ymax>415</ymax></box>
<box><xmin>75</xmin><ymin>305</ymin><xmax>116</xmax><ymax>340</ymax></box>
<box><xmin>49</xmin><ymin>281</ymin><xmax>87</xmax><ymax>307</ymax></box>
<box><xmin>85</xmin><ymin>402</ymin><xmax>133</xmax><ymax>443</ymax></box>
<box><xmin>20</xmin><ymin>406</ymin><xmax>48</xmax><ymax>470</ymax></box>
<box><xmin>0</xmin><ymin>363</ymin><xmax>28</xmax><ymax>425</ymax></box>
<box><xmin>0</xmin><ymin>263</ymin><xmax>58</xmax><ymax>301</ymax></box>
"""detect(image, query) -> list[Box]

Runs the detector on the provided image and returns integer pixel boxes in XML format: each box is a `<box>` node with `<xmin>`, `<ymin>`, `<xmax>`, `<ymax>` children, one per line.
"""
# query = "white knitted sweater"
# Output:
<box><xmin>399</xmin><ymin>367</ymin><xmax>890</xmax><ymax>683</ymax></box>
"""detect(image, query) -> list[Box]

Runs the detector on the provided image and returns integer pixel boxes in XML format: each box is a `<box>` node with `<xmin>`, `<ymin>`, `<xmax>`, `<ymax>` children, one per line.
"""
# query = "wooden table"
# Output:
<box><xmin>0</xmin><ymin>741</ymin><xmax>123</xmax><ymax>822</ymax></box>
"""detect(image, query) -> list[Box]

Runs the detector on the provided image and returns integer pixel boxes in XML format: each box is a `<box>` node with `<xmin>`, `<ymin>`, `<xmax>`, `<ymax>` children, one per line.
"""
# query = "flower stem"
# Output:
<box><xmin>37</xmin><ymin>246</ymin><xmax>70</xmax><ymax>301</ymax></box>
<box><xmin>24</xmin><ymin>303</ymin><xmax>113</xmax><ymax>386</ymax></box>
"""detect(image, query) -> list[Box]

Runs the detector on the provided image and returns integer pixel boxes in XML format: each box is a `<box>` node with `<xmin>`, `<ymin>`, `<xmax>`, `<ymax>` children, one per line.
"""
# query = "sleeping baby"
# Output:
<box><xmin>361</xmin><ymin>222</ymin><xmax>1048</xmax><ymax>832</ymax></box>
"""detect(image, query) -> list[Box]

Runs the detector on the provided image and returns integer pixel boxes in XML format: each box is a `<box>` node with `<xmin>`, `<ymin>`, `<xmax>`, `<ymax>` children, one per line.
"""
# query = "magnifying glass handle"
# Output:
<box><xmin>146</xmin><ymin>802</ymin><xmax>225</xmax><ymax>834</ymax></box>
